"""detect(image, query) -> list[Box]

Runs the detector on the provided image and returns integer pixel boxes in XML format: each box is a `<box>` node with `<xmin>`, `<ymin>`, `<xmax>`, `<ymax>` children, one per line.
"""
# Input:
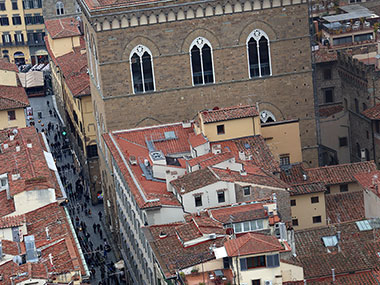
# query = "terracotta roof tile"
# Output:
<box><xmin>0</xmin><ymin>58</ymin><xmax>18</xmax><ymax>72</ymax></box>
<box><xmin>0</xmin><ymin>190</ymin><xmax>15</xmax><ymax>217</ymax></box>
<box><xmin>314</xmin><ymin>48</ymin><xmax>337</xmax><ymax>63</ymax></box>
<box><xmin>210</xmin><ymin>203</ymin><xmax>267</xmax><ymax>224</ymax></box>
<box><xmin>224</xmin><ymin>232</ymin><xmax>284</xmax><ymax>257</ymax></box>
<box><xmin>362</xmin><ymin>103</ymin><xmax>380</xmax><ymax>120</ymax></box>
<box><xmin>171</xmin><ymin>167</ymin><xmax>219</xmax><ymax>194</ymax></box>
<box><xmin>147</xmin><ymin>223</ymin><xmax>225</xmax><ymax>278</ymax></box>
<box><xmin>188</xmin><ymin>133</ymin><xmax>207</xmax><ymax>147</ymax></box>
<box><xmin>0</xmin><ymin>127</ymin><xmax>63</xmax><ymax>201</ymax></box>
<box><xmin>214</xmin><ymin>136</ymin><xmax>280</xmax><ymax>174</ymax></box>
<box><xmin>354</xmin><ymin>170</ymin><xmax>380</xmax><ymax>197</ymax></box>
<box><xmin>319</xmin><ymin>103</ymin><xmax>344</xmax><ymax>118</ymax></box>
<box><xmin>0</xmin><ymin>85</ymin><xmax>29</xmax><ymax>111</ymax></box>
<box><xmin>0</xmin><ymin>214</ymin><xmax>25</xmax><ymax>229</ymax></box>
<box><xmin>326</xmin><ymin>191</ymin><xmax>365</xmax><ymax>224</ymax></box>
<box><xmin>200</xmin><ymin>105</ymin><xmax>258</xmax><ymax>124</ymax></box>
<box><xmin>45</xmin><ymin>17</ymin><xmax>81</xmax><ymax>39</ymax></box>
<box><xmin>291</xmin><ymin>221</ymin><xmax>380</xmax><ymax>279</ymax></box>
<box><xmin>175</xmin><ymin>220</ymin><xmax>202</xmax><ymax>243</ymax></box>
<box><xmin>306</xmin><ymin>161</ymin><xmax>377</xmax><ymax>185</ymax></box>
<box><xmin>187</xmin><ymin>151</ymin><xmax>234</xmax><ymax>168</ymax></box>
<box><xmin>284</xmin><ymin>271</ymin><xmax>380</xmax><ymax>284</ymax></box>
<box><xmin>289</xmin><ymin>182</ymin><xmax>326</xmax><ymax>196</ymax></box>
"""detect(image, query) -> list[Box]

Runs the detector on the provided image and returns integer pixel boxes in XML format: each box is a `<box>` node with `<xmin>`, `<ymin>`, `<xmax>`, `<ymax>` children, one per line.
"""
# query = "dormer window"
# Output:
<box><xmin>0</xmin><ymin>173</ymin><xmax>8</xmax><ymax>191</ymax></box>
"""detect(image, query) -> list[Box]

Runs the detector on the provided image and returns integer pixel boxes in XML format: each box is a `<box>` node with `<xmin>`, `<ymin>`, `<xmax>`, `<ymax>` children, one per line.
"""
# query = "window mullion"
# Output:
<box><xmin>139</xmin><ymin>55</ymin><xmax>145</xmax><ymax>92</ymax></box>
<box><xmin>199</xmin><ymin>45</ymin><xmax>205</xmax><ymax>84</ymax></box>
<box><xmin>256</xmin><ymin>40</ymin><xmax>261</xmax><ymax>77</ymax></box>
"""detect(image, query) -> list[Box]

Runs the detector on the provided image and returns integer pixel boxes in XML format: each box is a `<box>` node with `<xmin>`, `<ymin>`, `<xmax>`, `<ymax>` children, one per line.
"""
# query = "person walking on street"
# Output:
<box><xmin>98</xmin><ymin>211</ymin><xmax>102</xmax><ymax>220</ymax></box>
<box><xmin>99</xmin><ymin>228</ymin><xmax>103</xmax><ymax>239</ymax></box>
<box><xmin>93</xmin><ymin>223</ymin><xmax>97</xmax><ymax>233</ymax></box>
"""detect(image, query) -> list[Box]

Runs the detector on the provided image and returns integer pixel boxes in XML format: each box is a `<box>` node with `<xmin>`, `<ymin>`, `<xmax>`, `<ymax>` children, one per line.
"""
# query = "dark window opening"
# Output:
<box><xmin>8</xmin><ymin>110</ymin><xmax>16</xmax><ymax>120</ymax></box>
<box><xmin>312</xmin><ymin>216</ymin><xmax>322</xmax><ymax>224</ymax></box>
<box><xmin>311</xmin><ymin>196</ymin><xmax>319</xmax><ymax>204</ymax></box>
<box><xmin>324</xmin><ymin>88</ymin><xmax>334</xmax><ymax>103</ymax></box>
<box><xmin>243</xmin><ymin>186</ymin><xmax>250</xmax><ymax>196</ymax></box>
<box><xmin>194</xmin><ymin>195</ymin><xmax>202</xmax><ymax>207</ymax></box>
<box><xmin>340</xmin><ymin>184</ymin><xmax>348</xmax><ymax>192</ymax></box>
<box><xmin>217</xmin><ymin>124</ymin><xmax>225</xmax><ymax>135</ymax></box>
<box><xmin>217</xmin><ymin>191</ymin><xmax>225</xmax><ymax>203</ymax></box>
<box><xmin>290</xmin><ymin>199</ymin><xmax>296</xmax><ymax>206</ymax></box>
<box><xmin>292</xmin><ymin>219</ymin><xmax>299</xmax><ymax>226</ymax></box>
<box><xmin>339</xmin><ymin>137</ymin><xmax>347</xmax><ymax>147</ymax></box>
<box><xmin>131</xmin><ymin>50</ymin><xmax>154</xmax><ymax>93</ymax></box>
<box><xmin>323</xmin><ymin>69</ymin><xmax>332</xmax><ymax>80</ymax></box>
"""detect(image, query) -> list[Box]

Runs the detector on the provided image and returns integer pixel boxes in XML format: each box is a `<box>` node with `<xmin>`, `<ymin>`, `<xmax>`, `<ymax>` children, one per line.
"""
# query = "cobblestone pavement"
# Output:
<box><xmin>28</xmin><ymin>94</ymin><xmax>123</xmax><ymax>284</ymax></box>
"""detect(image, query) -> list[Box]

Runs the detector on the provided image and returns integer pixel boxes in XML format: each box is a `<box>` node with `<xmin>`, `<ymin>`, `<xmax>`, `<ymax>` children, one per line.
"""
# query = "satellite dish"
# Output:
<box><xmin>13</xmin><ymin>255</ymin><xmax>22</xmax><ymax>265</ymax></box>
<box><xmin>12</xmin><ymin>129</ymin><xmax>18</xmax><ymax>135</ymax></box>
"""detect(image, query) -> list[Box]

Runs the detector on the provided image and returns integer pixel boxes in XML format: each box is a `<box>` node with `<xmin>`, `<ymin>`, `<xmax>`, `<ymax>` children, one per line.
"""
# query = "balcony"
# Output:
<box><xmin>27</xmin><ymin>40</ymin><xmax>44</xmax><ymax>47</ymax></box>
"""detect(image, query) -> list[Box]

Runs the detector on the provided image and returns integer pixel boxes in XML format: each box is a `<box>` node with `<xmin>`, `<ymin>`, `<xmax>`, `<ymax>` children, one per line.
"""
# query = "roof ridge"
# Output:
<box><xmin>307</xmin><ymin>160</ymin><xmax>374</xmax><ymax>171</ymax></box>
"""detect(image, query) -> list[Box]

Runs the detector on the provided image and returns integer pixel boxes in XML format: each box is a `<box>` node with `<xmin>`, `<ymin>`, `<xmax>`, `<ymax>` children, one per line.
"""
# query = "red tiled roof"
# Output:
<box><xmin>0</xmin><ymin>214</ymin><xmax>25</xmax><ymax>229</ymax></box>
<box><xmin>224</xmin><ymin>233</ymin><xmax>284</xmax><ymax>257</ymax></box>
<box><xmin>319</xmin><ymin>103</ymin><xmax>344</xmax><ymax>118</ymax></box>
<box><xmin>0</xmin><ymin>127</ymin><xmax>63</xmax><ymax>202</ymax></box>
<box><xmin>354</xmin><ymin>170</ymin><xmax>380</xmax><ymax>197</ymax></box>
<box><xmin>288</xmin><ymin>182</ymin><xmax>326</xmax><ymax>196</ymax></box>
<box><xmin>187</xmin><ymin>151</ymin><xmax>234</xmax><ymax>168</ymax></box>
<box><xmin>0</xmin><ymin>85</ymin><xmax>30</xmax><ymax>111</ymax></box>
<box><xmin>200</xmin><ymin>105</ymin><xmax>258</xmax><ymax>124</ymax></box>
<box><xmin>175</xmin><ymin>220</ymin><xmax>203</xmax><ymax>243</ymax></box>
<box><xmin>1</xmin><ymin>239</ymin><xmax>25</xmax><ymax>255</ymax></box>
<box><xmin>306</xmin><ymin>161</ymin><xmax>377</xmax><ymax>185</ymax></box>
<box><xmin>212</xmin><ymin>167</ymin><xmax>288</xmax><ymax>189</ymax></box>
<box><xmin>0</xmin><ymin>58</ymin><xmax>18</xmax><ymax>72</ymax></box>
<box><xmin>314</xmin><ymin>48</ymin><xmax>337</xmax><ymax>63</ymax></box>
<box><xmin>190</xmin><ymin>214</ymin><xmax>224</xmax><ymax>235</ymax></box>
<box><xmin>0</xmin><ymin>190</ymin><xmax>15</xmax><ymax>217</ymax></box>
<box><xmin>55</xmin><ymin>43</ymin><xmax>90</xmax><ymax>97</ymax></box>
<box><xmin>188</xmin><ymin>133</ymin><xmax>207</xmax><ymax>148</ymax></box>
<box><xmin>291</xmin><ymin>221</ymin><xmax>380</xmax><ymax>280</ymax></box>
<box><xmin>214</xmin><ymin>136</ymin><xmax>280</xmax><ymax>174</ymax></box>
<box><xmin>326</xmin><ymin>191</ymin><xmax>365</xmax><ymax>224</ymax></box>
<box><xmin>147</xmin><ymin>223</ymin><xmax>225</xmax><ymax>278</ymax></box>
<box><xmin>171</xmin><ymin>167</ymin><xmax>219</xmax><ymax>194</ymax></box>
<box><xmin>45</xmin><ymin>17</ymin><xmax>81</xmax><ymax>39</ymax></box>
<box><xmin>362</xmin><ymin>103</ymin><xmax>380</xmax><ymax>120</ymax></box>
<box><xmin>210</xmin><ymin>203</ymin><xmax>267</xmax><ymax>224</ymax></box>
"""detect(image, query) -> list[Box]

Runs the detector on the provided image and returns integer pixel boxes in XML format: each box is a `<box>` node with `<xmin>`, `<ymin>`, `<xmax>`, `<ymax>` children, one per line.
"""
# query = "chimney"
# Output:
<box><xmin>332</xmin><ymin>268</ymin><xmax>335</xmax><ymax>282</ymax></box>
<box><xmin>15</xmin><ymin>142</ymin><xmax>20</xmax><ymax>152</ymax></box>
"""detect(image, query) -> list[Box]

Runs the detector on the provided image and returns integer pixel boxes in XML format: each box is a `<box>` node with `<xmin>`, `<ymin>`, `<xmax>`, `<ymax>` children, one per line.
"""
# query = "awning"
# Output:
<box><xmin>114</xmin><ymin>260</ymin><xmax>124</xmax><ymax>270</ymax></box>
<box><xmin>18</xmin><ymin>71</ymin><xmax>44</xmax><ymax>88</ymax></box>
<box><xmin>213</xmin><ymin>247</ymin><xmax>228</xmax><ymax>259</ymax></box>
<box><xmin>34</xmin><ymin>49</ymin><xmax>48</xmax><ymax>56</ymax></box>
<box><xmin>44</xmin><ymin>151</ymin><xmax>57</xmax><ymax>171</ymax></box>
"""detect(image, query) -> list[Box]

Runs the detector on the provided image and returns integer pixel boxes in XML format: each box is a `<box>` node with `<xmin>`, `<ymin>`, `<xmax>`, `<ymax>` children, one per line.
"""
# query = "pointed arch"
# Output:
<box><xmin>130</xmin><ymin>45</ymin><xmax>155</xmax><ymax>94</ymax></box>
<box><xmin>247</xmin><ymin>29</ymin><xmax>272</xmax><ymax>78</ymax></box>
<box><xmin>189</xmin><ymin>37</ymin><xmax>215</xmax><ymax>86</ymax></box>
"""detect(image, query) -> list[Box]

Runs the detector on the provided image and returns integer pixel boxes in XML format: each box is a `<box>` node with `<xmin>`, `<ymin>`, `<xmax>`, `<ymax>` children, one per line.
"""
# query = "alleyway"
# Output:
<box><xmin>28</xmin><ymin>94</ymin><xmax>123</xmax><ymax>284</ymax></box>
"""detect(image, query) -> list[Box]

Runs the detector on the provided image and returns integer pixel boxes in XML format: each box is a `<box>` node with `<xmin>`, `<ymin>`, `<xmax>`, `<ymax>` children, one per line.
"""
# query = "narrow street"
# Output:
<box><xmin>28</xmin><ymin>94</ymin><xmax>123</xmax><ymax>284</ymax></box>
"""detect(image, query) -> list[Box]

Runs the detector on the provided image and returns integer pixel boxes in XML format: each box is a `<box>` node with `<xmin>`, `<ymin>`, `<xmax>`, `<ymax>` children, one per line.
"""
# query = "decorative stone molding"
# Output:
<box><xmin>89</xmin><ymin>0</ymin><xmax>308</xmax><ymax>32</ymax></box>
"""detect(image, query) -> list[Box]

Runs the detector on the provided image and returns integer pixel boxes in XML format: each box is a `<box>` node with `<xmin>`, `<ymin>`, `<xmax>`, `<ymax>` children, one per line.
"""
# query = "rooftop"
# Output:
<box><xmin>0</xmin><ymin>85</ymin><xmax>30</xmax><ymax>111</ymax></box>
<box><xmin>291</xmin><ymin>220</ymin><xmax>380</xmax><ymax>280</ymax></box>
<box><xmin>45</xmin><ymin>17</ymin><xmax>81</xmax><ymax>39</ymax></box>
<box><xmin>288</xmin><ymin>182</ymin><xmax>327</xmax><ymax>196</ymax></box>
<box><xmin>170</xmin><ymin>167</ymin><xmax>219</xmax><ymax>194</ymax></box>
<box><xmin>0</xmin><ymin>58</ymin><xmax>19</xmax><ymax>72</ymax></box>
<box><xmin>224</xmin><ymin>232</ymin><xmax>285</xmax><ymax>257</ymax></box>
<box><xmin>319</xmin><ymin>103</ymin><xmax>344</xmax><ymax>118</ymax></box>
<box><xmin>200</xmin><ymin>105</ymin><xmax>258</xmax><ymax>124</ymax></box>
<box><xmin>326</xmin><ymin>191</ymin><xmax>365</xmax><ymax>224</ymax></box>
<box><xmin>362</xmin><ymin>103</ymin><xmax>380</xmax><ymax>120</ymax></box>
<box><xmin>209</xmin><ymin>202</ymin><xmax>267</xmax><ymax>224</ymax></box>
<box><xmin>0</xmin><ymin>127</ymin><xmax>64</xmax><ymax>206</ymax></box>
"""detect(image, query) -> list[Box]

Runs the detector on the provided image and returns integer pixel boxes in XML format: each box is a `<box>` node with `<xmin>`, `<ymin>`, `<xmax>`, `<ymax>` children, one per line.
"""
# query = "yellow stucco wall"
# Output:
<box><xmin>81</xmin><ymin>95</ymin><xmax>97</xmax><ymax>147</ymax></box>
<box><xmin>48</xmin><ymin>34</ymin><xmax>81</xmax><ymax>58</ymax></box>
<box><xmin>201</xmin><ymin>116</ymin><xmax>260</xmax><ymax>142</ymax></box>
<box><xmin>291</xmin><ymin>192</ymin><xmax>326</xmax><ymax>230</ymax></box>
<box><xmin>0</xmin><ymin>69</ymin><xmax>17</xmax><ymax>86</ymax></box>
<box><xmin>0</xmin><ymin>108</ymin><xmax>26</xmax><ymax>129</ymax></box>
<box><xmin>261</xmin><ymin>121</ymin><xmax>303</xmax><ymax>164</ymax></box>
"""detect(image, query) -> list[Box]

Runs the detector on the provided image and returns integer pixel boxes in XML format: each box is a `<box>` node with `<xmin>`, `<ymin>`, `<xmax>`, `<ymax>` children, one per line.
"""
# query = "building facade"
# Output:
<box><xmin>0</xmin><ymin>0</ymin><xmax>47</xmax><ymax>64</ymax></box>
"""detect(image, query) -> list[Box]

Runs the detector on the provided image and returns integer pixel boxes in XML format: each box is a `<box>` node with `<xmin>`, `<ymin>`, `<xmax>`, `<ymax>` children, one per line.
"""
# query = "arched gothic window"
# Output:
<box><xmin>260</xmin><ymin>110</ymin><xmax>276</xmax><ymax>123</ymax></box>
<box><xmin>247</xmin><ymin>29</ymin><xmax>271</xmax><ymax>78</ymax></box>
<box><xmin>56</xmin><ymin>1</ymin><xmax>64</xmax><ymax>15</ymax></box>
<box><xmin>130</xmin><ymin>45</ymin><xmax>155</xmax><ymax>94</ymax></box>
<box><xmin>190</xmin><ymin>37</ymin><xmax>214</xmax><ymax>85</ymax></box>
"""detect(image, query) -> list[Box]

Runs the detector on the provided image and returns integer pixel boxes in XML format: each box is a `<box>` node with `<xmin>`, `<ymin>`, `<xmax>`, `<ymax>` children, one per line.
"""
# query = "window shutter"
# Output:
<box><xmin>273</xmin><ymin>254</ymin><xmax>280</xmax><ymax>267</ymax></box>
<box><xmin>266</xmin><ymin>254</ymin><xmax>280</xmax><ymax>268</ymax></box>
<box><xmin>240</xmin><ymin>258</ymin><xmax>247</xmax><ymax>271</ymax></box>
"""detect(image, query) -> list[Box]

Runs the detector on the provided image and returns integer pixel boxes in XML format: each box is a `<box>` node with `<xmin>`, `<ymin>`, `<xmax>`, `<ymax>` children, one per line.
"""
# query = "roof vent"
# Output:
<box><xmin>26</xmin><ymin>140</ymin><xmax>32</xmax><ymax>148</ymax></box>
<box><xmin>129</xmin><ymin>156</ymin><xmax>137</xmax><ymax>165</ymax></box>
<box><xmin>182</xmin><ymin>121</ymin><xmax>191</xmax><ymax>128</ymax></box>
<box><xmin>302</xmin><ymin>174</ymin><xmax>308</xmax><ymax>181</ymax></box>
<box><xmin>209</xmin><ymin>233</ymin><xmax>216</xmax><ymax>239</ymax></box>
<box><xmin>239</xmin><ymin>151</ymin><xmax>246</xmax><ymax>161</ymax></box>
<box><xmin>180</xmin><ymin>188</ymin><xmax>185</xmax><ymax>193</ymax></box>
<box><xmin>15</xmin><ymin>144</ymin><xmax>20</xmax><ymax>152</ymax></box>
<box><xmin>12</xmin><ymin>173</ymin><xmax>20</xmax><ymax>181</ymax></box>
<box><xmin>212</xmin><ymin>144</ymin><xmax>222</xmax><ymax>155</ymax></box>
<box><xmin>3</xmin><ymin>144</ymin><xmax>8</xmax><ymax>149</ymax></box>
<box><xmin>159</xmin><ymin>232</ymin><xmax>167</xmax><ymax>239</ymax></box>
<box><xmin>9</xmin><ymin>135</ymin><xmax>14</xmax><ymax>141</ymax></box>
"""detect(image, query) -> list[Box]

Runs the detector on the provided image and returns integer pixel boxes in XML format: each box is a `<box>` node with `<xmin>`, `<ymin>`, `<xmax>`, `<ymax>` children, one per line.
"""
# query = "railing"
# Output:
<box><xmin>27</xmin><ymin>40</ymin><xmax>44</xmax><ymax>47</ymax></box>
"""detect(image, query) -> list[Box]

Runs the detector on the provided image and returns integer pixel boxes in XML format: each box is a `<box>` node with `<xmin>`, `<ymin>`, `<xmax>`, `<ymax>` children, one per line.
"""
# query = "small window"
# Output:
<box><xmin>0</xmin><ymin>16</ymin><xmax>9</xmax><ymax>26</ymax></box>
<box><xmin>194</xmin><ymin>195</ymin><xmax>202</xmax><ymax>207</ymax></box>
<box><xmin>12</xmin><ymin>1</ymin><xmax>18</xmax><ymax>9</ymax></box>
<box><xmin>340</xmin><ymin>184</ymin><xmax>348</xmax><ymax>192</ymax></box>
<box><xmin>247</xmin><ymin>29</ymin><xmax>271</xmax><ymax>78</ymax></box>
<box><xmin>8</xmin><ymin>110</ymin><xmax>16</xmax><ymax>120</ymax></box>
<box><xmin>190</xmin><ymin>37</ymin><xmax>214</xmax><ymax>85</ymax></box>
<box><xmin>323</xmin><ymin>69</ymin><xmax>332</xmax><ymax>80</ymax></box>
<box><xmin>280</xmin><ymin>154</ymin><xmax>290</xmax><ymax>166</ymax></box>
<box><xmin>324</xmin><ymin>88</ymin><xmax>334</xmax><ymax>103</ymax></box>
<box><xmin>56</xmin><ymin>1</ymin><xmax>64</xmax><ymax>15</ymax></box>
<box><xmin>217</xmin><ymin>125</ymin><xmax>225</xmax><ymax>135</ymax></box>
<box><xmin>130</xmin><ymin>45</ymin><xmax>155</xmax><ymax>94</ymax></box>
<box><xmin>0</xmin><ymin>2</ymin><xmax>5</xmax><ymax>10</ymax></box>
<box><xmin>292</xmin><ymin>218</ymin><xmax>299</xmax><ymax>226</ymax></box>
<box><xmin>339</xmin><ymin>137</ymin><xmax>347</xmax><ymax>147</ymax></box>
<box><xmin>311</xmin><ymin>196</ymin><xmax>319</xmax><ymax>204</ymax></box>
<box><xmin>12</xmin><ymin>15</ymin><xmax>21</xmax><ymax>25</ymax></box>
<box><xmin>217</xmin><ymin>191</ymin><xmax>225</xmax><ymax>203</ymax></box>
<box><xmin>243</xmin><ymin>186</ymin><xmax>250</xmax><ymax>196</ymax></box>
<box><xmin>252</xmin><ymin>280</ymin><xmax>260</xmax><ymax>285</ymax></box>
<box><xmin>313</xmin><ymin>216</ymin><xmax>322</xmax><ymax>224</ymax></box>
<box><xmin>266</xmin><ymin>254</ymin><xmax>280</xmax><ymax>268</ymax></box>
<box><xmin>290</xmin><ymin>199</ymin><xmax>296</xmax><ymax>206</ymax></box>
<box><xmin>325</xmin><ymin>186</ymin><xmax>330</xmax><ymax>194</ymax></box>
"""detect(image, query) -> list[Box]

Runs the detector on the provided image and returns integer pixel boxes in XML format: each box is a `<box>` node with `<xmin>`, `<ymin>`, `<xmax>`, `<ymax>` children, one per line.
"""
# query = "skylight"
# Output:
<box><xmin>356</xmin><ymin>220</ymin><xmax>372</xmax><ymax>231</ymax></box>
<box><xmin>322</xmin><ymin>236</ymin><xmax>338</xmax><ymax>247</ymax></box>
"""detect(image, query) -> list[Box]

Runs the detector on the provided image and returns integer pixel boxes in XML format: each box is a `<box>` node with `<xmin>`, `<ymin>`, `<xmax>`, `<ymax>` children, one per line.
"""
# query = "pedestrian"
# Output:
<box><xmin>99</xmin><ymin>229</ymin><xmax>103</xmax><ymax>239</ymax></box>
<box><xmin>47</xmin><ymin>100</ymin><xmax>50</xmax><ymax>107</ymax></box>
<box><xmin>93</xmin><ymin>223</ymin><xmax>97</xmax><ymax>233</ymax></box>
<box><xmin>98</xmin><ymin>211</ymin><xmax>102</xmax><ymax>220</ymax></box>
<box><xmin>89</xmin><ymin>240</ymin><xmax>93</xmax><ymax>251</ymax></box>
<box><xmin>88</xmin><ymin>209</ymin><xmax>92</xmax><ymax>217</ymax></box>
<box><xmin>49</xmin><ymin>109</ymin><xmax>52</xmax><ymax>116</ymax></box>
<box><xmin>96</xmin><ymin>223</ymin><xmax>100</xmax><ymax>232</ymax></box>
